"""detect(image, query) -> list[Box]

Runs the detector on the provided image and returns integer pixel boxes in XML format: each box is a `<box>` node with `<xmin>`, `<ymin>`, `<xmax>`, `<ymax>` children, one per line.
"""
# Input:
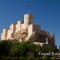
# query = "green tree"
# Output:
<box><xmin>19</xmin><ymin>56</ymin><xmax>26</xmax><ymax>60</ymax></box>
<box><xmin>42</xmin><ymin>55</ymin><xmax>47</xmax><ymax>60</ymax></box>
<box><xmin>9</xmin><ymin>42</ymin><xmax>20</xmax><ymax>56</ymax></box>
<box><xmin>0</xmin><ymin>40</ymin><xmax>12</xmax><ymax>56</ymax></box>
<box><xmin>27</xmin><ymin>43</ymin><xmax>37</xmax><ymax>52</ymax></box>
<box><xmin>41</xmin><ymin>45</ymin><xmax>54</xmax><ymax>53</ymax></box>
<box><xmin>9</xmin><ymin>41</ymin><xmax>32</xmax><ymax>57</ymax></box>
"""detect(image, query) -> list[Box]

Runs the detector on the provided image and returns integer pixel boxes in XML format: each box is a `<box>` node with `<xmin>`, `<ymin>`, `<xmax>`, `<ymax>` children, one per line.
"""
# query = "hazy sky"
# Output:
<box><xmin>0</xmin><ymin>0</ymin><xmax>60</xmax><ymax>47</ymax></box>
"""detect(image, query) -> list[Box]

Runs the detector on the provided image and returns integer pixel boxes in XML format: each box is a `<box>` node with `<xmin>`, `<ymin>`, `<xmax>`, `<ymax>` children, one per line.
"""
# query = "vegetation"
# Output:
<box><xmin>0</xmin><ymin>40</ymin><xmax>59</xmax><ymax>60</ymax></box>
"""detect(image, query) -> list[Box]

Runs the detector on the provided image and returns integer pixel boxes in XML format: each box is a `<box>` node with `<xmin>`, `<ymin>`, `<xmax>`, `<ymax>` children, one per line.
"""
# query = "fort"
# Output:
<box><xmin>1</xmin><ymin>14</ymin><xmax>56</xmax><ymax>47</ymax></box>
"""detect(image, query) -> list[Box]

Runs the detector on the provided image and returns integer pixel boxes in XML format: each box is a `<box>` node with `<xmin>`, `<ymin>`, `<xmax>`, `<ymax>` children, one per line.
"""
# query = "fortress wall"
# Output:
<box><xmin>3</xmin><ymin>29</ymin><xmax>8</xmax><ymax>34</ymax></box>
<box><xmin>28</xmin><ymin>24</ymin><xmax>33</xmax><ymax>37</ymax></box>
<box><xmin>10</xmin><ymin>24</ymin><xmax>16</xmax><ymax>33</ymax></box>
<box><xmin>1</xmin><ymin>29</ymin><xmax>8</xmax><ymax>40</ymax></box>
<box><xmin>7</xmin><ymin>24</ymin><xmax>16</xmax><ymax>39</ymax></box>
<box><xmin>7</xmin><ymin>29</ymin><xmax>11</xmax><ymax>39</ymax></box>
<box><xmin>15</xmin><ymin>21</ymin><xmax>21</xmax><ymax>32</ymax></box>
<box><xmin>21</xmin><ymin>24</ymin><xmax>25</xmax><ymax>29</ymax></box>
<box><xmin>33</xmin><ymin>24</ymin><xmax>40</xmax><ymax>32</ymax></box>
<box><xmin>2</xmin><ymin>33</ymin><xmax>6</xmax><ymax>40</ymax></box>
<box><xmin>1</xmin><ymin>33</ymin><xmax>3</xmax><ymax>40</ymax></box>
<box><xmin>28</xmin><ymin>24</ymin><xmax>40</xmax><ymax>37</ymax></box>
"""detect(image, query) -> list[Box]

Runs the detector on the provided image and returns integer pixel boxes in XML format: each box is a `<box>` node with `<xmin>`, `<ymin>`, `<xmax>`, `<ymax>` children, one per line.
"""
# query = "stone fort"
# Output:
<box><xmin>1</xmin><ymin>14</ymin><xmax>55</xmax><ymax>46</ymax></box>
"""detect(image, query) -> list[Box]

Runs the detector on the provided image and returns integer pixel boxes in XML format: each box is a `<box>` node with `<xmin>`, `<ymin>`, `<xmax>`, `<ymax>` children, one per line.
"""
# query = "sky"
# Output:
<box><xmin>0</xmin><ymin>0</ymin><xmax>60</xmax><ymax>47</ymax></box>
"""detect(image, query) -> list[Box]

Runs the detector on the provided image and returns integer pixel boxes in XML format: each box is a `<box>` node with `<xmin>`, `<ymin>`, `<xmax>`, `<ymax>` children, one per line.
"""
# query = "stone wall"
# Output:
<box><xmin>7</xmin><ymin>24</ymin><xmax>16</xmax><ymax>39</ymax></box>
<box><xmin>15</xmin><ymin>21</ymin><xmax>21</xmax><ymax>32</ymax></box>
<box><xmin>1</xmin><ymin>29</ymin><xmax>8</xmax><ymax>40</ymax></box>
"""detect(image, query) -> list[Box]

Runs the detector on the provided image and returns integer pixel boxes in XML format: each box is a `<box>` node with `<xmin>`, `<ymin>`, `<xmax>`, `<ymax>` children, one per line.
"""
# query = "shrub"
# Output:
<box><xmin>42</xmin><ymin>55</ymin><xmax>47</xmax><ymax>60</ymax></box>
<box><xmin>19</xmin><ymin>56</ymin><xmax>26</xmax><ymax>60</ymax></box>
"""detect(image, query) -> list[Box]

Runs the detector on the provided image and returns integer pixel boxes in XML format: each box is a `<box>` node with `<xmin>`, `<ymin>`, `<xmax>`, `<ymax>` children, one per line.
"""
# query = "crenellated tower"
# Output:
<box><xmin>24</xmin><ymin>14</ymin><xmax>34</xmax><ymax>29</ymax></box>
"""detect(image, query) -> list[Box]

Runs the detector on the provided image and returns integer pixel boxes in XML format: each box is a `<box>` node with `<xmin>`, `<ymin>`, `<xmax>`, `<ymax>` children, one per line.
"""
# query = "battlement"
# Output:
<box><xmin>1</xmin><ymin>14</ymin><xmax>40</xmax><ymax>40</ymax></box>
